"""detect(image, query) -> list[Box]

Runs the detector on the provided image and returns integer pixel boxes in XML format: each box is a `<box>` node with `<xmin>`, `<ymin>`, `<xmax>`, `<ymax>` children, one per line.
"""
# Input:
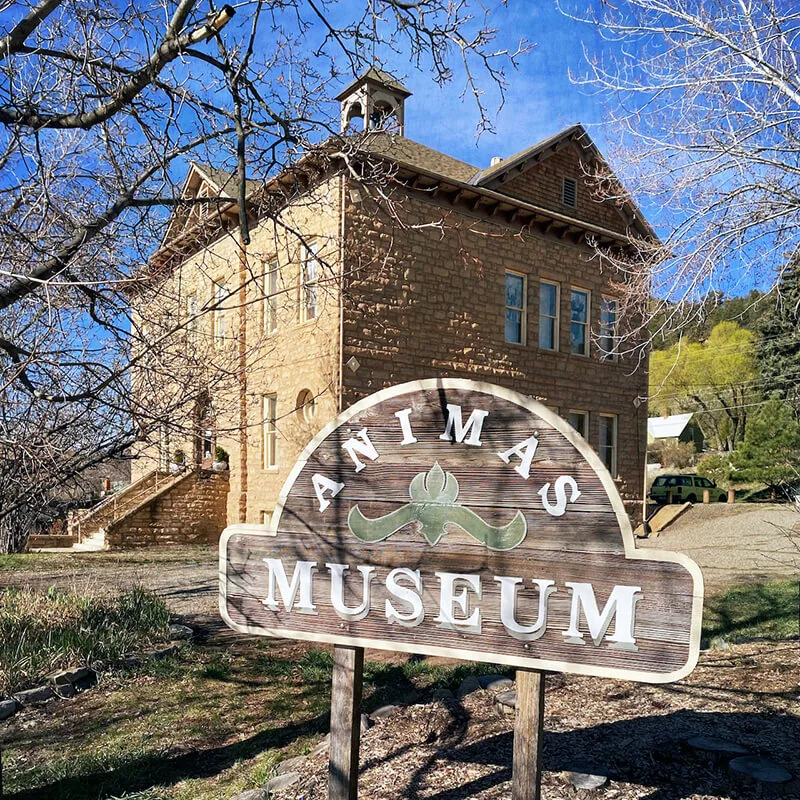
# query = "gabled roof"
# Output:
<box><xmin>191</xmin><ymin>163</ymin><xmax>261</xmax><ymax>199</ymax></box>
<box><xmin>648</xmin><ymin>413</ymin><xmax>694</xmax><ymax>439</ymax></box>
<box><xmin>469</xmin><ymin>124</ymin><xmax>655</xmax><ymax>240</ymax></box>
<box><xmin>335</xmin><ymin>67</ymin><xmax>412</xmax><ymax>102</ymax></box>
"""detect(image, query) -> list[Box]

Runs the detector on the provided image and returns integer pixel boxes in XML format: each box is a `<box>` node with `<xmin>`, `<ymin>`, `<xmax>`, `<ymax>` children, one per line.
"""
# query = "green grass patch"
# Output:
<box><xmin>703</xmin><ymin>580</ymin><xmax>799</xmax><ymax>642</ymax></box>
<box><xmin>0</xmin><ymin>584</ymin><xmax>169</xmax><ymax>695</ymax></box>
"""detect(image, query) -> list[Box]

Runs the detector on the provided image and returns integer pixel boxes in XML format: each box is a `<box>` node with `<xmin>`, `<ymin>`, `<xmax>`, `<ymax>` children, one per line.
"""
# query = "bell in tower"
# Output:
<box><xmin>336</xmin><ymin>67</ymin><xmax>411</xmax><ymax>135</ymax></box>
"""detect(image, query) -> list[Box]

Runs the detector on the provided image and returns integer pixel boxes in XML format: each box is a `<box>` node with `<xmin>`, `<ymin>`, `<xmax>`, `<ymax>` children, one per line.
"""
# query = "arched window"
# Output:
<box><xmin>296</xmin><ymin>389</ymin><xmax>316</xmax><ymax>423</ymax></box>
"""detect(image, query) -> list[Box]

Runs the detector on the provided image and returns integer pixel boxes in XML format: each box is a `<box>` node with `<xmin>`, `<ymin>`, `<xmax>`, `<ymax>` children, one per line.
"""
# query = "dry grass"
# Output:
<box><xmin>0</xmin><ymin>585</ymin><xmax>169</xmax><ymax>695</ymax></box>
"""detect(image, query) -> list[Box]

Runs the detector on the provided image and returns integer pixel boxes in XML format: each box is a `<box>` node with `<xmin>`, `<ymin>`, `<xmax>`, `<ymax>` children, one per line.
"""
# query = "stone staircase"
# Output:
<box><xmin>69</xmin><ymin>467</ymin><xmax>192</xmax><ymax>550</ymax></box>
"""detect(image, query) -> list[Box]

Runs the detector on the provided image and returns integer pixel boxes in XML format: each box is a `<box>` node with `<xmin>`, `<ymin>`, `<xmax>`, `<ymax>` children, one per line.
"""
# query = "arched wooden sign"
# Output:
<box><xmin>220</xmin><ymin>379</ymin><xmax>703</xmax><ymax>683</ymax></box>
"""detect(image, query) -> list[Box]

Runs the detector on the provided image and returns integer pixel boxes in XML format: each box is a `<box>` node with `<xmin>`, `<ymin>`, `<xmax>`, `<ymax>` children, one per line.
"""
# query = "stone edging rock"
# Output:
<box><xmin>0</xmin><ymin>624</ymin><xmax>194</xmax><ymax>723</ymax></box>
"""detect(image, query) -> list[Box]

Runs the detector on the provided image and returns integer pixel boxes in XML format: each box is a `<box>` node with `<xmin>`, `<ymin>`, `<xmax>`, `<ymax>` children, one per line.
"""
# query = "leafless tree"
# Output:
<box><xmin>0</xmin><ymin>0</ymin><xmax>526</xmax><ymax>551</ymax></box>
<box><xmin>560</xmin><ymin>0</ymin><xmax>800</xmax><ymax>348</ymax></box>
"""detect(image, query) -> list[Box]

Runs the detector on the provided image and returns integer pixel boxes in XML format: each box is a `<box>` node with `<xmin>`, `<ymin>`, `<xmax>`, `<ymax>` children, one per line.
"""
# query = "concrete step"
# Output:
<box><xmin>72</xmin><ymin>533</ymin><xmax>106</xmax><ymax>552</ymax></box>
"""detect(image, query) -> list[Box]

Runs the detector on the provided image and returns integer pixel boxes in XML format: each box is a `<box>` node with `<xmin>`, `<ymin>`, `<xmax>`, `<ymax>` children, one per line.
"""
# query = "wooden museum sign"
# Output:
<box><xmin>220</xmin><ymin>379</ymin><xmax>703</xmax><ymax>798</ymax></box>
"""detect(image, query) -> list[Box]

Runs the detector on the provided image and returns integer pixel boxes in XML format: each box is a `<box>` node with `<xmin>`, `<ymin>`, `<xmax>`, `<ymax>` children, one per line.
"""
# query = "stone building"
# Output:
<box><xmin>78</xmin><ymin>69</ymin><xmax>652</xmax><ymax>549</ymax></box>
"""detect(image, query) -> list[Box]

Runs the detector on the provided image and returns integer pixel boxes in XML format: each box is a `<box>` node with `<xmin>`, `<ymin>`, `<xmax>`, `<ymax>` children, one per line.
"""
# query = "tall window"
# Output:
<box><xmin>264</xmin><ymin>259</ymin><xmax>278</xmax><ymax>333</ymax></box>
<box><xmin>301</xmin><ymin>241</ymin><xmax>319</xmax><ymax>322</ymax></box>
<box><xmin>599</xmin><ymin>414</ymin><xmax>617</xmax><ymax>476</ymax></box>
<box><xmin>262</xmin><ymin>394</ymin><xmax>277</xmax><ymax>468</ymax></box>
<box><xmin>186</xmin><ymin>294</ymin><xmax>198</xmax><ymax>344</ymax></box>
<box><xmin>570</xmin><ymin>288</ymin><xmax>589</xmax><ymax>356</ymax></box>
<box><xmin>213</xmin><ymin>281</ymin><xmax>227</xmax><ymax>348</ymax></box>
<box><xmin>539</xmin><ymin>281</ymin><xmax>559</xmax><ymax>350</ymax></box>
<box><xmin>567</xmin><ymin>410</ymin><xmax>588</xmax><ymax>439</ymax></box>
<box><xmin>504</xmin><ymin>272</ymin><xmax>526</xmax><ymax>344</ymax></box>
<box><xmin>159</xmin><ymin>424</ymin><xmax>170</xmax><ymax>471</ymax></box>
<box><xmin>600</xmin><ymin>296</ymin><xmax>617</xmax><ymax>361</ymax></box>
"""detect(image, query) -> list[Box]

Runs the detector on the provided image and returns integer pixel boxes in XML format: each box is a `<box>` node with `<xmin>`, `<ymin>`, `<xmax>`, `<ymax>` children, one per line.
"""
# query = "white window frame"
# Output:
<box><xmin>538</xmin><ymin>280</ymin><xmax>560</xmax><ymax>351</ymax></box>
<box><xmin>300</xmin><ymin>241</ymin><xmax>319</xmax><ymax>323</ymax></box>
<box><xmin>213</xmin><ymin>281</ymin><xmax>227</xmax><ymax>349</ymax></box>
<box><xmin>186</xmin><ymin>294</ymin><xmax>198</xmax><ymax>344</ymax></box>
<box><xmin>567</xmin><ymin>410</ymin><xmax>589</xmax><ymax>440</ymax></box>
<box><xmin>598</xmin><ymin>414</ymin><xmax>618</xmax><ymax>477</ymax></box>
<box><xmin>263</xmin><ymin>394</ymin><xmax>278</xmax><ymax>469</ymax></box>
<box><xmin>570</xmin><ymin>287</ymin><xmax>591</xmax><ymax>357</ymax></box>
<box><xmin>264</xmin><ymin>259</ymin><xmax>278</xmax><ymax>333</ymax></box>
<box><xmin>562</xmin><ymin>176</ymin><xmax>577</xmax><ymax>208</ymax></box>
<box><xmin>600</xmin><ymin>295</ymin><xmax>618</xmax><ymax>362</ymax></box>
<box><xmin>158</xmin><ymin>424</ymin><xmax>170</xmax><ymax>471</ymax></box>
<box><xmin>504</xmin><ymin>271</ymin><xmax>527</xmax><ymax>346</ymax></box>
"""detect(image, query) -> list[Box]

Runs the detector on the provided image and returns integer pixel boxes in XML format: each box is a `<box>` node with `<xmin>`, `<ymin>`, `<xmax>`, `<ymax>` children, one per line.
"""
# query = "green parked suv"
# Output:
<box><xmin>649</xmin><ymin>474</ymin><xmax>727</xmax><ymax>504</ymax></box>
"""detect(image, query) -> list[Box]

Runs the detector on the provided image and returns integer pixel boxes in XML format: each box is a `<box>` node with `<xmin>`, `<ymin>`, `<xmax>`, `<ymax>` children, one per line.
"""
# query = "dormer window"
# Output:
<box><xmin>562</xmin><ymin>176</ymin><xmax>577</xmax><ymax>208</ymax></box>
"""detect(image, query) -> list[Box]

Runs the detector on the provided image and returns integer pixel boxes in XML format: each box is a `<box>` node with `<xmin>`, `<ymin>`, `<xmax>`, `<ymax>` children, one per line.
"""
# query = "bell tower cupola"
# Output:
<box><xmin>336</xmin><ymin>67</ymin><xmax>411</xmax><ymax>135</ymax></box>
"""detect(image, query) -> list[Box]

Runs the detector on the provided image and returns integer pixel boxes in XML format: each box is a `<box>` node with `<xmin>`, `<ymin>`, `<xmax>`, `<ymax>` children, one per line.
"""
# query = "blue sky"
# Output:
<box><xmin>375</xmin><ymin>3</ymin><xmax>609</xmax><ymax>171</ymax></box>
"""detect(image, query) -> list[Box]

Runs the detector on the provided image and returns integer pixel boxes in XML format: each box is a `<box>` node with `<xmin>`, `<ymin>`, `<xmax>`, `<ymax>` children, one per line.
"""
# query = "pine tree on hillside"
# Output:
<box><xmin>758</xmin><ymin>259</ymin><xmax>800</xmax><ymax>415</ymax></box>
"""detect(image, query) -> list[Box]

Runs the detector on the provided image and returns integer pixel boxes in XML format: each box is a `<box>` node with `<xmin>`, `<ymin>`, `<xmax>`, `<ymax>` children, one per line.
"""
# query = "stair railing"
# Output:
<box><xmin>72</xmin><ymin>465</ymin><xmax>191</xmax><ymax>542</ymax></box>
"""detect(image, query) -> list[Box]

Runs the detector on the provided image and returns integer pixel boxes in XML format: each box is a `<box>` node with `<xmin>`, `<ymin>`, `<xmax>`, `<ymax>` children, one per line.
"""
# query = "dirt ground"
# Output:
<box><xmin>278</xmin><ymin>641</ymin><xmax>800</xmax><ymax>800</ymax></box>
<box><xmin>639</xmin><ymin>503</ymin><xmax>800</xmax><ymax>589</ymax></box>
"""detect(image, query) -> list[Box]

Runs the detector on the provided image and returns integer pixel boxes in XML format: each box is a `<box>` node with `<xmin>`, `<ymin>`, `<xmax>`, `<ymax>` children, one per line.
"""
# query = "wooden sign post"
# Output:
<box><xmin>220</xmin><ymin>379</ymin><xmax>703</xmax><ymax>799</ymax></box>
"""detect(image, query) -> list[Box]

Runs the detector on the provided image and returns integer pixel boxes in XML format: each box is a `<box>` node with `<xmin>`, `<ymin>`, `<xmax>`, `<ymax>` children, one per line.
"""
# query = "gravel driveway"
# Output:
<box><xmin>639</xmin><ymin>503</ymin><xmax>800</xmax><ymax>588</ymax></box>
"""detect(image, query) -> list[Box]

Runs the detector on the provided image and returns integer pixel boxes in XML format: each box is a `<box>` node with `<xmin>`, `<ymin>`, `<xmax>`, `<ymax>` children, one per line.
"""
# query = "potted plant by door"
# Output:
<box><xmin>171</xmin><ymin>449</ymin><xmax>186</xmax><ymax>472</ymax></box>
<box><xmin>212</xmin><ymin>446</ymin><xmax>230</xmax><ymax>471</ymax></box>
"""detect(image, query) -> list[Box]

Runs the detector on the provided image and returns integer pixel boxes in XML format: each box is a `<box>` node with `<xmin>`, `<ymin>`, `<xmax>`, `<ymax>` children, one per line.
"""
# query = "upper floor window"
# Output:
<box><xmin>567</xmin><ymin>410</ymin><xmax>588</xmax><ymax>439</ymax></box>
<box><xmin>539</xmin><ymin>281</ymin><xmax>559</xmax><ymax>351</ymax></box>
<box><xmin>570</xmin><ymin>288</ymin><xmax>589</xmax><ymax>356</ymax></box>
<box><xmin>301</xmin><ymin>241</ymin><xmax>319</xmax><ymax>322</ymax></box>
<box><xmin>504</xmin><ymin>272</ymin><xmax>526</xmax><ymax>345</ymax></box>
<box><xmin>264</xmin><ymin>259</ymin><xmax>278</xmax><ymax>333</ymax></box>
<box><xmin>600</xmin><ymin>296</ymin><xmax>618</xmax><ymax>361</ymax></box>
<box><xmin>562</xmin><ymin>176</ymin><xmax>577</xmax><ymax>208</ymax></box>
<box><xmin>213</xmin><ymin>281</ymin><xmax>227</xmax><ymax>348</ymax></box>
<box><xmin>263</xmin><ymin>394</ymin><xmax>277</xmax><ymax>468</ymax></box>
<box><xmin>186</xmin><ymin>294</ymin><xmax>198</xmax><ymax>344</ymax></box>
<box><xmin>598</xmin><ymin>414</ymin><xmax>618</xmax><ymax>476</ymax></box>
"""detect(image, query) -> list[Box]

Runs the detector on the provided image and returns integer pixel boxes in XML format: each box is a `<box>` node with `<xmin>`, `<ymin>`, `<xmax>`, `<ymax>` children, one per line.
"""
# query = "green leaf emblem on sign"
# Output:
<box><xmin>347</xmin><ymin>462</ymin><xmax>527</xmax><ymax>550</ymax></box>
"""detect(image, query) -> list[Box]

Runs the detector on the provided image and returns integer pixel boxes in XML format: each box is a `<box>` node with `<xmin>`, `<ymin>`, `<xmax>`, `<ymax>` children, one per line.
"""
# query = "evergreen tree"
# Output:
<box><xmin>731</xmin><ymin>397</ymin><xmax>800</xmax><ymax>490</ymax></box>
<box><xmin>758</xmin><ymin>259</ymin><xmax>800</xmax><ymax>415</ymax></box>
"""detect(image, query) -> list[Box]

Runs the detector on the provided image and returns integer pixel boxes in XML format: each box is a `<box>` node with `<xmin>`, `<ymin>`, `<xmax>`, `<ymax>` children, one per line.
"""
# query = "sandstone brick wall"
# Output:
<box><xmin>341</xmin><ymin>185</ymin><xmax>649</xmax><ymax>520</ymax></box>
<box><xmin>105</xmin><ymin>470</ymin><xmax>229</xmax><ymax>549</ymax></box>
<box><xmin>492</xmin><ymin>146</ymin><xmax>631</xmax><ymax>235</ymax></box>
<box><xmin>130</xmin><ymin>178</ymin><xmax>343</xmax><ymax>529</ymax></box>
<box><xmin>130</xmin><ymin>149</ymin><xmax>650</xmax><ymax>532</ymax></box>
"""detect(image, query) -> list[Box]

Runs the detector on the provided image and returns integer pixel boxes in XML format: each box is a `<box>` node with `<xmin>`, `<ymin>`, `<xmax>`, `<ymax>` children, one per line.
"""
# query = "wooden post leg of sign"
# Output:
<box><xmin>512</xmin><ymin>669</ymin><xmax>546</xmax><ymax>800</ymax></box>
<box><xmin>329</xmin><ymin>645</ymin><xmax>364</xmax><ymax>800</ymax></box>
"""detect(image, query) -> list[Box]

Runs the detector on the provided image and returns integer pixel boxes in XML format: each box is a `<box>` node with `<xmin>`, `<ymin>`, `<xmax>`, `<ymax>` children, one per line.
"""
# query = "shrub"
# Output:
<box><xmin>0</xmin><ymin>585</ymin><xmax>169</xmax><ymax>695</ymax></box>
<box><xmin>697</xmin><ymin>453</ymin><xmax>733</xmax><ymax>487</ymax></box>
<box><xmin>648</xmin><ymin>439</ymin><xmax>696</xmax><ymax>469</ymax></box>
<box><xmin>214</xmin><ymin>445</ymin><xmax>229</xmax><ymax>464</ymax></box>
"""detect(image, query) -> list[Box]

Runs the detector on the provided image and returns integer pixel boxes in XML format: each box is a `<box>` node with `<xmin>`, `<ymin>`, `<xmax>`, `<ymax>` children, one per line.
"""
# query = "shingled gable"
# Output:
<box><xmin>467</xmin><ymin>124</ymin><xmax>654</xmax><ymax>240</ymax></box>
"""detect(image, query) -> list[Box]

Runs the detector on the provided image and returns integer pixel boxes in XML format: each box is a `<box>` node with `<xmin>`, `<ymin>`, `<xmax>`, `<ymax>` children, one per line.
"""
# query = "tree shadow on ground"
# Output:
<box><xmin>5</xmin><ymin>660</ymin><xmax>429</xmax><ymax>799</ymax></box>
<box><xmin>7</xmin><ymin>710</ymin><xmax>330</xmax><ymax>800</ymax></box>
<box><xmin>409</xmin><ymin>709</ymin><xmax>800</xmax><ymax>800</ymax></box>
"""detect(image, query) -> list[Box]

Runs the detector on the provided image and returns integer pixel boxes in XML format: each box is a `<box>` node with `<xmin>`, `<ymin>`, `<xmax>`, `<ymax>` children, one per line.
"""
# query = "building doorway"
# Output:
<box><xmin>193</xmin><ymin>396</ymin><xmax>216</xmax><ymax>468</ymax></box>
